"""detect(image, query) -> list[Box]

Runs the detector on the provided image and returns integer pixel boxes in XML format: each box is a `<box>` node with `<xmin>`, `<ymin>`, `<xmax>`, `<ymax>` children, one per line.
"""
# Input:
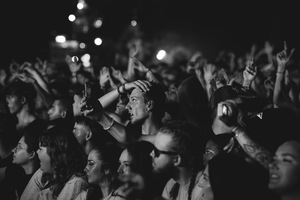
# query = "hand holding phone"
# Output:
<box><xmin>216</xmin><ymin>101</ymin><xmax>239</xmax><ymax>127</ymax></box>
<box><xmin>84</xmin><ymin>83</ymin><xmax>93</xmax><ymax>110</ymax></box>
<box><xmin>217</xmin><ymin>103</ymin><xmax>229</xmax><ymax>117</ymax></box>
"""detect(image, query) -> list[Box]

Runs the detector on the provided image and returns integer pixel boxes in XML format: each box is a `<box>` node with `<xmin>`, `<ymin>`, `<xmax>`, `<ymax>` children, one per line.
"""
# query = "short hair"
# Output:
<box><xmin>143</xmin><ymin>82</ymin><xmax>166</xmax><ymax>119</ymax></box>
<box><xmin>4</xmin><ymin>80</ymin><xmax>37</xmax><ymax>110</ymax></box>
<box><xmin>158</xmin><ymin>120</ymin><xmax>206</xmax><ymax>169</ymax></box>
<box><xmin>74</xmin><ymin>115</ymin><xmax>118</xmax><ymax>146</ymax></box>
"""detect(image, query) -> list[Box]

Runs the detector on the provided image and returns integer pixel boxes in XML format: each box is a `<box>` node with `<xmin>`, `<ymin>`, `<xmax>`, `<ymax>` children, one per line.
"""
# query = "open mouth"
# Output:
<box><xmin>269</xmin><ymin>171</ymin><xmax>280</xmax><ymax>182</ymax></box>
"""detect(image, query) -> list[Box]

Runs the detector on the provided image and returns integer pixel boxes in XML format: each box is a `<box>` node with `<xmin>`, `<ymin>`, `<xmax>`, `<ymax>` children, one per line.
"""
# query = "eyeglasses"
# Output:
<box><xmin>153</xmin><ymin>147</ymin><xmax>178</xmax><ymax>158</ymax></box>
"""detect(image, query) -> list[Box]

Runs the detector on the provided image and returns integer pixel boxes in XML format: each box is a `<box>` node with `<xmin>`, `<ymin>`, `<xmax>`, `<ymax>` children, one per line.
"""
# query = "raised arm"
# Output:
<box><xmin>242</xmin><ymin>57</ymin><xmax>257</xmax><ymax>90</ymax></box>
<box><xmin>80</xmin><ymin>79</ymin><xmax>152</xmax><ymax>145</ymax></box>
<box><xmin>214</xmin><ymin>99</ymin><xmax>273</xmax><ymax>169</ymax></box>
<box><xmin>273</xmin><ymin>41</ymin><xmax>299</xmax><ymax>115</ymax></box>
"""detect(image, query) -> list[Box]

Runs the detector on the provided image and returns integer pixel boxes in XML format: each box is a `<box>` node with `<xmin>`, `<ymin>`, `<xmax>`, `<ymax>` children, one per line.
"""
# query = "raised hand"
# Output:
<box><xmin>99</xmin><ymin>66</ymin><xmax>111</xmax><ymax>89</ymax></box>
<box><xmin>131</xmin><ymin>57</ymin><xmax>148</xmax><ymax>74</ymax></box>
<box><xmin>276</xmin><ymin>41</ymin><xmax>295</xmax><ymax>72</ymax></box>
<box><xmin>9</xmin><ymin>60</ymin><xmax>21</xmax><ymax>75</ymax></box>
<box><xmin>202</xmin><ymin>63</ymin><xmax>216</xmax><ymax>87</ymax></box>
<box><xmin>242</xmin><ymin>57</ymin><xmax>257</xmax><ymax>88</ymax></box>
<box><xmin>33</xmin><ymin>57</ymin><xmax>47</xmax><ymax>76</ymax></box>
<box><xmin>79</xmin><ymin>96</ymin><xmax>102</xmax><ymax>116</ymax></box>
<box><xmin>16</xmin><ymin>62</ymin><xmax>36</xmax><ymax>83</ymax></box>
<box><xmin>124</xmin><ymin>79</ymin><xmax>152</xmax><ymax>93</ymax></box>
<box><xmin>128</xmin><ymin>40</ymin><xmax>140</xmax><ymax>57</ymax></box>
<box><xmin>65</xmin><ymin>55</ymin><xmax>82</xmax><ymax>75</ymax></box>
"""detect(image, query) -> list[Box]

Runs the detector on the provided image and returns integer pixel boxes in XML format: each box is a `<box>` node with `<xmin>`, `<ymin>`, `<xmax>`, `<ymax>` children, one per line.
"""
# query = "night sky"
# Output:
<box><xmin>2</xmin><ymin>0</ymin><xmax>299</xmax><ymax>66</ymax></box>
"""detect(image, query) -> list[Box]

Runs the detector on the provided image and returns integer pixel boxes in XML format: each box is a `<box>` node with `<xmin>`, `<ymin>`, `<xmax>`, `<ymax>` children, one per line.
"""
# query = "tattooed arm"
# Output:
<box><xmin>232</xmin><ymin>126</ymin><xmax>273</xmax><ymax>170</ymax></box>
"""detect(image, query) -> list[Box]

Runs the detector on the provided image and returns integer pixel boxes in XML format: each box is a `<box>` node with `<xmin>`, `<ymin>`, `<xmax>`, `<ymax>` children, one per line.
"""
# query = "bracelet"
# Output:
<box><xmin>103</xmin><ymin>119</ymin><xmax>115</xmax><ymax>130</ymax></box>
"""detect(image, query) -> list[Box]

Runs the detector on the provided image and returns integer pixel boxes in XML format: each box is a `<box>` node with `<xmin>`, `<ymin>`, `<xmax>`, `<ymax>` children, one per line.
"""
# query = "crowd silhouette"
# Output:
<box><xmin>0</xmin><ymin>34</ymin><xmax>300</xmax><ymax>200</ymax></box>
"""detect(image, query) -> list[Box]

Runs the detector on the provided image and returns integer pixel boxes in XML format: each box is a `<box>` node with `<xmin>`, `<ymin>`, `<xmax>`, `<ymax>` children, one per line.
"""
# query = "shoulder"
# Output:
<box><xmin>66</xmin><ymin>175</ymin><xmax>88</xmax><ymax>187</ymax></box>
<box><xmin>163</xmin><ymin>178</ymin><xmax>176</xmax><ymax>192</ymax></box>
<box><xmin>195</xmin><ymin>170</ymin><xmax>204</xmax><ymax>184</ymax></box>
<box><xmin>74</xmin><ymin>190</ymin><xmax>88</xmax><ymax>200</ymax></box>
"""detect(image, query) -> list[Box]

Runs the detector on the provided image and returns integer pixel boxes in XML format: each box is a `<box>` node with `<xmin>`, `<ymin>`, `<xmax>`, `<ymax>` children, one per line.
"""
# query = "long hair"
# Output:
<box><xmin>86</xmin><ymin>143</ymin><xmax>122</xmax><ymax>200</ymax></box>
<box><xmin>39</xmin><ymin>126</ymin><xmax>87</xmax><ymax>198</ymax></box>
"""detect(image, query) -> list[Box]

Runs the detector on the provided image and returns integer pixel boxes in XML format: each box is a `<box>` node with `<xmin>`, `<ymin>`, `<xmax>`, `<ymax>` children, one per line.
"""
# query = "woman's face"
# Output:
<box><xmin>37</xmin><ymin>145</ymin><xmax>53</xmax><ymax>173</ymax></box>
<box><xmin>198</xmin><ymin>165</ymin><xmax>213</xmax><ymax>200</ymax></box>
<box><xmin>13</xmin><ymin>136</ymin><xmax>32</xmax><ymax>165</ymax></box>
<box><xmin>85</xmin><ymin>149</ymin><xmax>105</xmax><ymax>185</ymax></box>
<box><xmin>118</xmin><ymin>149</ymin><xmax>132</xmax><ymax>175</ymax></box>
<box><xmin>269</xmin><ymin>140</ymin><xmax>300</xmax><ymax>194</ymax></box>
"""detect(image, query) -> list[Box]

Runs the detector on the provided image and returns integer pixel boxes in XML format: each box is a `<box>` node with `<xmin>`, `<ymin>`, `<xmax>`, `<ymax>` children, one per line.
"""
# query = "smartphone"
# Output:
<box><xmin>84</xmin><ymin>83</ymin><xmax>93</xmax><ymax>110</ymax></box>
<box><xmin>84</xmin><ymin>82</ymin><xmax>92</xmax><ymax>100</ymax></box>
<box><xmin>217</xmin><ymin>103</ymin><xmax>229</xmax><ymax>117</ymax></box>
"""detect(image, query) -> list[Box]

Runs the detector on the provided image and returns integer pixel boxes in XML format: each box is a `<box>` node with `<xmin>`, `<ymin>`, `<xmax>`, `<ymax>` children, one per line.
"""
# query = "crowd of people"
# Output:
<box><xmin>0</xmin><ymin>38</ymin><xmax>299</xmax><ymax>200</ymax></box>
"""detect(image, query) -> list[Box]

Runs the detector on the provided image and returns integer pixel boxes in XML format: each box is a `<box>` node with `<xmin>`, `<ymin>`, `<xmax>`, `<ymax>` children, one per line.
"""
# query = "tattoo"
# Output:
<box><xmin>242</xmin><ymin>142</ymin><xmax>272</xmax><ymax>169</ymax></box>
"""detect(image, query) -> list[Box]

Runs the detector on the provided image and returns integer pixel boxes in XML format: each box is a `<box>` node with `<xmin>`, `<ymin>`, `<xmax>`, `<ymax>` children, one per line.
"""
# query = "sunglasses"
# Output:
<box><xmin>153</xmin><ymin>147</ymin><xmax>178</xmax><ymax>158</ymax></box>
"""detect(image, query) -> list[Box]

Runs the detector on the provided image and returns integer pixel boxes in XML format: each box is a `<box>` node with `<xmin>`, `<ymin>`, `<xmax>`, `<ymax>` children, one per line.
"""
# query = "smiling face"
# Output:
<box><xmin>268</xmin><ymin>140</ymin><xmax>300</xmax><ymax>194</ymax></box>
<box><xmin>126</xmin><ymin>88</ymin><xmax>149</xmax><ymax>125</ymax></box>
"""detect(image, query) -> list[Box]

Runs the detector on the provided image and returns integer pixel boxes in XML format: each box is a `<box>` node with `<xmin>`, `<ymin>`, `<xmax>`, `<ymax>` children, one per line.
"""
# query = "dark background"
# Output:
<box><xmin>2</xmin><ymin>0</ymin><xmax>299</xmax><ymax>66</ymax></box>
